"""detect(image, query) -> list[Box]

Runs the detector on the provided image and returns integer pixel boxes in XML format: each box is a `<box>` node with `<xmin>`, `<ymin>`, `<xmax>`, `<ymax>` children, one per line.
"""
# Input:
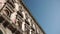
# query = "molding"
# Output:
<box><xmin>20</xmin><ymin>0</ymin><xmax>46</xmax><ymax>34</ymax></box>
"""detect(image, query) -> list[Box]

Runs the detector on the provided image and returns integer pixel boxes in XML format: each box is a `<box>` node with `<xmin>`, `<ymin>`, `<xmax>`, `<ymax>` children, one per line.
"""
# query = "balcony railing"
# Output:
<box><xmin>25</xmin><ymin>23</ymin><xmax>30</xmax><ymax>30</ymax></box>
<box><xmin>7</xmin><ymin>0</ymin><xmax>15</xmax><ymax>8</ymax></box>
<box><xmin>17</xmin><ymin>14</ymin><xmax>23</xmax><ymax>22</ymax></box>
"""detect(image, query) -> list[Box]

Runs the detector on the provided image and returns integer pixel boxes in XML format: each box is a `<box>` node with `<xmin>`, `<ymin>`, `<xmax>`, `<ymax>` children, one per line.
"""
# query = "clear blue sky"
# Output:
<box><xmin>23</xmin><ymin>0</ymin><xmax>60</xmax><ymax>34</ymax></box>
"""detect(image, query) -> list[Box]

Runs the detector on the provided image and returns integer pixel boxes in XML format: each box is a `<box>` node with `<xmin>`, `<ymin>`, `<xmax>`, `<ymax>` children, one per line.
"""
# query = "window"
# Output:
<box><xmin>17</xmin><ymin>20</ymin><xmax>22</xmax><ymax>29</ymax></box>
<box><xmin>3</xmin><ymin>20</ymin><xmax>10</xmax><ymax>27</ymax></box>
<box><xmin>25</xmin><ymin>20</ymin><xmax>30</xmax><ymax>34</ymax></box>
<box><xmin>15</xmin><ymin>30</ymin><xmax>21</xmax><ymax>34</ymax></box>
<box><xmin>30</xmin><ymin>23</ymin><xmax>36</xmax><ymax>34</ymax></box>
<box><xmin>17</xmin><ymin>11</ymin><xmax>23</xmax><ymax>18</ymax></box>
<box><xmin>2</xmin><ymin>6</ymin><xmax>12</xmax><ymax>17</ymax></box>
<box><xmin>25</xmin><ymin>13</ymin><xmax>29</xmax><ymax>19</ymax></box>
<box><xmin>25</xmin><ymin>24</ymin><xmax>30</xmax><ymax>34</ymax></box>
<box><xmin>0</xmin><ymin>16</ymin><xmax>4</xmax><ymax>23</ymax></box>
<box><xmin>7</xmin><ymin>0</ymin><xmax>15</xmax><ymax>8</ymax></box>
<box><xmin>7</xmin><ymin>24</ymin><xmax>17</xmax><ymax>33</ymax></box>
<box><xmin>3</xmin><ymin>9</ymin><xmax>10</xmax><ymax>16</ymax></box>
<box><xmin>25</xmin><ymin>19</ymin><xmax>30</xmax><ymax>25</ymax></box>
<box><xmin>26</xmin><ymin>30</ymin><xmax>30</xmax><ymax>34</ymax></box>
<box><xmin>19</xmin><ymin>5</ymin><xmax>22</xmax><ymax>10</ymax></box>
<box><xmin>31</xmin><ymin>23</ymin><xmax>35</xmax><ymax>31</ymax></box>
<box><xmin>0</xmin><ymin>30</ymin><xmax>3</xmax><ymax>34</ymax></box>
<box><xmin>31</xmin><ymin>31</ymin><xmax>35</xmax><ymax>34</ymax></box>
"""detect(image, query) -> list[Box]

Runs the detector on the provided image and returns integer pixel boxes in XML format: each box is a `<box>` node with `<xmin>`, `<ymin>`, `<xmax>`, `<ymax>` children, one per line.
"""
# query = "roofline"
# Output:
<box><xmin>20</xmin><ymin>0</ymin><xmax>46</xmax><ymax>34</ymax></box>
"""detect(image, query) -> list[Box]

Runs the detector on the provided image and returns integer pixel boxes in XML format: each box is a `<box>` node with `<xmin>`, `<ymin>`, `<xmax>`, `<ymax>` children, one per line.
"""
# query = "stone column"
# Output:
<box><xmin>22</xmin><ymin>21</ymin><xmax>25</xmax><ymax>31</ymax></box>
<box><xmin>22</xmin><ymin>11</ymin><xmax>26</xmax><ymax>19</ymax></box>
<box><xmin>22</xmin><ymin>21</ymin><xmax>26</xmax><ymax>34</ymax></box>
<box><xmin>30</xmin><ymin>29</ymin><xmax>32</xmax><ymax>34</ymax></box>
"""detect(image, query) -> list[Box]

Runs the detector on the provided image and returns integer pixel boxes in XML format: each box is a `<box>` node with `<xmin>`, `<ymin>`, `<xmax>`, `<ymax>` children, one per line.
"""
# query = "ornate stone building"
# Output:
<box><xmin>0</xmin><ymin>0</ymin><xmax>45</xmax><ymax>34</ymax></box>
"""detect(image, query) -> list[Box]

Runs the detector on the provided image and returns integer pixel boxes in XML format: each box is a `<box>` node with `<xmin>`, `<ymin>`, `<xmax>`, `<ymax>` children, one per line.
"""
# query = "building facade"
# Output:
<box><xmin>0</xmin><ymin>0</ymin><xmax>45</xmax><ymax>34</ymax></box>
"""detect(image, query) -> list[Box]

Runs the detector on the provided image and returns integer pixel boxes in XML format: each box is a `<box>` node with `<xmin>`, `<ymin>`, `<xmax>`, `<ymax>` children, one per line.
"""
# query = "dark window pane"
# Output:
<box><xmin>0</xmin><ymin>16</ymin><xmax>4</xmax><ymax>23</ymax></box>
<box><xmin>0</xmin><ymin>30</ymin><xmax>3</xmax><ymax>34</ymax></box>
<box><xmin>3</xmin><ymin>21</ymin><xmax>9</xmax><ymax>27</ymax></box>
<box><xmin>17</xmin><ymin>11</ymin><xmax>23</xmax><ymax>18</ymax></box>
<box><xmin>7</xmin><ymin>25</ymin><xmax>17</xmax><ymax>33</ymax></box>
